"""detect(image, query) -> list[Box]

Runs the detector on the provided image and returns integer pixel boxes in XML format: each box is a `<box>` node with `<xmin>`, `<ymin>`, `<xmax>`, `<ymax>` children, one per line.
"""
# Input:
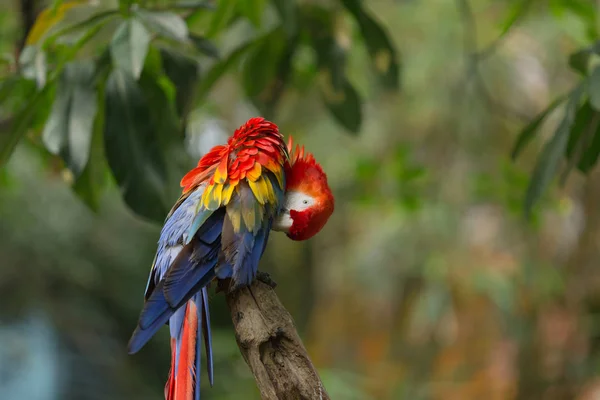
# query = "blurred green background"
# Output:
<box><xmin>2</xmin><ymin>0</ymin><xmax>600</xmax><ymax>399</ymax></box>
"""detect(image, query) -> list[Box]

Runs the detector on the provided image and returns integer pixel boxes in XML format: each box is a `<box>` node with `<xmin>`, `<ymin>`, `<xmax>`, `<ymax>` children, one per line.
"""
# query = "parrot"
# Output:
<box><xmin>127</xmin><ymin>117</ymin><xmax>335</xmax><ymax>400</ymax></box>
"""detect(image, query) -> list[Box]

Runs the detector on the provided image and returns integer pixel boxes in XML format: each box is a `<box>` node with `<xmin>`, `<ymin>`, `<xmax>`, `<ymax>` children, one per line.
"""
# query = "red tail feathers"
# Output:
<box><xmin>165</xmin><ymin>301</ymin><xmax>199</xmax><ymax>400</ymax></box>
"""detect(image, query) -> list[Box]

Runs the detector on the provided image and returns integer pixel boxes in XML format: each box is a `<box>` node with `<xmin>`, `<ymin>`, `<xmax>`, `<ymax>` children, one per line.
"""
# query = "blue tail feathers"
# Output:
<box><xmin>128</xmin><ymin>211</ymin><xmax>224</xmax><ymax>355</ymax></box>
<box><xmin>201</xmin><ymin>287</ymin><xmax>214</xmax><ymax>387</ymax></box>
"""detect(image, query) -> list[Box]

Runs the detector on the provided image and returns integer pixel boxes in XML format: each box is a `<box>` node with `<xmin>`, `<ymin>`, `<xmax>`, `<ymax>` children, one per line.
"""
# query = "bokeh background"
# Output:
<box><xmin>2</xmin><ymin>0</ymin><xmax>600</xmax><ymax>399</ymax></box>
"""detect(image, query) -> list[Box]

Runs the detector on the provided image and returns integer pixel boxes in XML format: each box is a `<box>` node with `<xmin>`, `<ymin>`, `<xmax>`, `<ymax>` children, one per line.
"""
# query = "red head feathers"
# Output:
<box><xmin>274</xmin><ymin>136</ymin><xmax>335</xmax><ymax>241</ymax></box>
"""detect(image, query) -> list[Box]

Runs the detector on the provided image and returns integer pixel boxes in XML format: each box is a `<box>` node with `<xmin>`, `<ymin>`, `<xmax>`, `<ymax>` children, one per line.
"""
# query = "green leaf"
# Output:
<box><xmin>110</xmin><ymin>18</ymin><xmax>151</xmax><ymax>79</ymax></box>
<box><xmin>341</xmin><ymin>0</ymin><xmax>400</xmax><ymax>90</ymax></box>
<box><xmin>256</xmin><ymin>39</ymin><xmax>298</xmax><ymax>117</ymax></box>
<box><xmin>590</xmin><ymin>66</ymin><xmax>600</xmax><ymax>111</ymax></box>
<box><xmin>273</xmin><ymin>0</ymin><xmax>297</xmax><ymax>37</ymax></box>
<box><xmin>305</xmin><ymin>8</ymin><xmax>345</xmax><ymax>89</ymax></box>
<box><xmin>160</xmin><ymin>48</ymin><xmax>200</xmax><ymax>119</ymax></box>
<box><xmin>73</xmin><ymin>84</ymin><xmax>107</xmax><ymax>212</ymax></box>
<box><xmin>578</xmin><ymin>117</ymin><xmax>600</xmax><ymax>172</ymax></box>
<box><xmin>19</xmin><ymin>46</ymin><xmax>48</xmax><ymax>88</ymax></box>
<box><xmin>569</xmin><ymin>49</ymin><xmax>591</xmax><ymax>75</ymax></box>
<box><xmin>566</xmin><ymin>101</ymin><xmax>593</xmax><ymax>158</ymax></box>
<box><xmin>498</xmin><ymin>0</ymin><xmax>532</xmax><ymax>37</ymax></box>
<box><xmin>42</xmin><ymin>6</ymin><xmax>119</xmax><ymax>46</ymax></box>
<box><xmin>195</xmin><ymin>40</ymin><xmax>254</xmax><ymax>104</ymax></box>
<box><xmin>303</xmin><ymin>5</ymin><xmax>335</xmax><ymax>58</ymax></box>
<box><xmin>25</xmin><ymin>1</ymin><xmax>81</xmax><ymax>45</ymax></box>
<box><xmin>524</xmin><ymin>88</ymin><xmax>583</xmax><ymax>217</ymax></box>
<box><xmin>565</xmin><ymin>102</ymin><xmax>600</xmax><ymax>173</ymax></box>
<box><xmin>139</xmin><ymin>66</ymin><xmax>182</xmax><ymax>140</ymax></box>
<box><xmin>41</xmin><ymin>75</ymin><xmax>70</xmax><ymax>155</ymax></box>
<box><xmin>103</xmin><ymin>69</ymin><xmax>169</xmax><ymax>222</ymax></box>
<box><xmin>568</xmin><ymin>42</ymin><xmax>600</xmax><ymax>75</ymax></box>
<box><xmin>555</xmin><ymin>0</ymin><xmax>597</xmax><ymax>38</ymax></box>
<box><xmin>0</xmin><ymin>85</ymin><xmax>50</xmax><ymax>167</ymax></box>
<box><xmin>189</xmin><ymin>34</ymin><xmax>220</xmax><ymax>58</ymax></box>
<box><xmin>172</xmin><ymin>0</ymin><xmax>213</xmax><ymax>9</ymax></box>
<box><xmin>328</xmin><ymin>45</ymin><xmax>347</xmax><ymax>92</ymax></box>
<box><xmin>206</xmin><ymin>0</ymin><xmax>236</xmax><ymax>37</ymax></box>
<box><xmin>305</xmin><ymin>5</ymin><xmax>362</xmax><ymax>131</ymax></box>
<box><xmin>41</xmin><ymin>9</ymin><xmax>119</xmax><ymax>49</ymax></box>
<box><xmin>321</xmin><ymin>77</ymin><xmax>362</xmax><ymax>133</ymax></box>
<box><xmin>0</xmin><ymin>76</ymin><xmax>25</xmax><ymax>105</ymax></box>
<box><xmin>511</xmin><ymin>95</ymin><xmax>566</xmax><ymax>160</ymax></box>
<box><xmin>43</xmin><ymin>16</ymin><xmax>111</xmax><ymax>85</ymax></box>
<box><xmin>524</xmin><ymin>119</ymin><xmax>569</xmax><ymax>216</ymax></box>
<box><xmin>242</xmin><ymin>27</ymin><xmax>287</xmax><ymax>97</ymax></box>
<box><xmin>239</xmin><ymin>0</ymin><xmax>266</xmax><ymax>27</ymax></box>
<box><xmin>42</xmin><ymin>61</ymin><xmax>98</xmax><ymax>176</ymax></box>
<box><xmin>135</xmin><ymin>9</ymin><xmax>189</xmax><ymax>42</ymax></box>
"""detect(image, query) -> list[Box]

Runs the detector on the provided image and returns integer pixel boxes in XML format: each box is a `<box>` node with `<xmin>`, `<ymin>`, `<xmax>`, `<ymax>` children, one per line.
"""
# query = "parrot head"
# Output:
<box><xmin>273</xmin><ymin>137</ymin><xmax>335</xmax><ymax>241</ymax></box>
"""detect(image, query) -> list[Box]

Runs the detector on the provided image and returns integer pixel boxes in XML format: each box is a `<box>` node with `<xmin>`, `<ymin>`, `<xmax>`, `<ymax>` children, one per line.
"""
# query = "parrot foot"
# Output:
<box><xmin>256</xmin><ymin>271</ymin><xmax>277</xmax><ymax>289</ymax></box>
<box><xmin>216</xmin><ymin>278</ymin><xmax>232</xmax><ymax>293</ymax></box>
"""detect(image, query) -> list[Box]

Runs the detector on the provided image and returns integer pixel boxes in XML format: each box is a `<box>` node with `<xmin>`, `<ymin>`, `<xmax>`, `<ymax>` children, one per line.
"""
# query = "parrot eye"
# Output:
<box><xmin>303</xmin><ymin>200</ymin><xmax>308</xmax><ymax>205</ymax></box>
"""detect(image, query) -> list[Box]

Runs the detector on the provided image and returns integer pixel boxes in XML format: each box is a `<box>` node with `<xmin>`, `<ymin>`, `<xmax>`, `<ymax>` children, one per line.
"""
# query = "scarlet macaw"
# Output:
<box><xmin>127</xmin><ymin>117</ymin><xmax>334</xmax><ymax>400</ymax></box>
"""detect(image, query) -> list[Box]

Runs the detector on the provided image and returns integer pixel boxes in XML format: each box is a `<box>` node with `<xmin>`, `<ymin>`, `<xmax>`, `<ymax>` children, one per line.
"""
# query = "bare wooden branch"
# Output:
<box><xmin>223</xmin><ymin>275</ymin><xmax>330</xmax><ymax>400</ymax></box>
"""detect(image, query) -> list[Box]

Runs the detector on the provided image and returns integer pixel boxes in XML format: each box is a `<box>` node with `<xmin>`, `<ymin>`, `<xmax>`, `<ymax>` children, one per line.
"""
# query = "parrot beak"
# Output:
<box><xmin>272</xmin><ymin>208</ymin><xmax>292</xmax><ymax>233</ymax></box>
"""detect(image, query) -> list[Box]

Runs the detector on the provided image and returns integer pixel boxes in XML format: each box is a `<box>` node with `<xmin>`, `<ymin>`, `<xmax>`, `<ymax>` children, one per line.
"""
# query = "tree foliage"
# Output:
<box><xmin>2</xmin><ymin>0</ymin><xmax>600</xmax><ymax>221</ymax></box>
<box><xmin>510</xmin><ymin>0</ymin><xmax>600</xmax><ymax>215</ymax></box>
<box><xmin>0</xmin><ymin>0</ymin><xmax>399</xmax><ymax>221</ymax></box>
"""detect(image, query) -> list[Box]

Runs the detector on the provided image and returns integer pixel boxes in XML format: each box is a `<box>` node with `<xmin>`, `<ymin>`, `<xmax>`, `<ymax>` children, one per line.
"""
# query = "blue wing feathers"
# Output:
<box><xmin>128</xmin><ymin>304</ymin><xmax>173</xmax><ymax>353</ymax></box>
<box><xmin>139</xmin><ymin>279</ymin><xmax>180</xmax><ymax>329</ymax></box>
<box><xmin>169</xmin><ymin>306</ymin><xmax>186</xmax><ymax>373</ymax></box>
<box><xmin>186</xmin><ymin>208</ymin><xmax>214</xmax><ymax>244</ymax></box>
<box><xmin>257</xmin><ymin>220</ymin><xmax>272</xmax><ymax>264</ymax></box>
<box><xmin>193</xmin><ymin>293</ymin><xmax>203</xmax><ymax>400</ymax></box>
<box><xmin>231</xmin><ymin>229</ymin><xmax>254</xmax><ymax>286</ymax></box>
<box><xmin>162</xmin><ymin>189</ymin><xmax>204</xmax><ymax>246</ymax></box>
<box><xmin>201</xmin><ymin>287</ymin><xmax>214</xmax><ymax>387</ymax></box>
<box><xmin>163</xmin><ymin>212</ymin><xmax>223</xmax><ymax>306</ymax></box>
<box><xmin>143</xmin><ymin>256</ymin><xmax>158</xmax><ymax>300</ymax></box>
<box><xmin>128</xmin><ymin>195</ymin><xmax>223</xmax><ymax>355</ymax></box>
<box><xmin>195</xmin><ymin>212</ymin><xmax>224</xmax><ymax>245</ymax></box>
<box><xmin>230</xmin><ymin>223</ymin><xmax>271</xmax><ymax>288</ymax></box>
<box><xmin>129</xmin><ymin>254</ymin><xmax>220</xmax><ymax>353</ymax></box>
<box><xmin>163</xmin><ymin>258</ymin><xmax>217</xmax><ymax>308</ymax></box>
<box><xmin>169</xmin><ymin>306</ymin><xmax>185</xmax><ymax>341</ymax></box>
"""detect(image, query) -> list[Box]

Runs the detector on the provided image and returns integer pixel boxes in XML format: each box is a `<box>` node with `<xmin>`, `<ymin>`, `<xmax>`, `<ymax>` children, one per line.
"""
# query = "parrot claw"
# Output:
<box><xmin>256</xmin><ymin>271</ymin><xmax>277</xmax><ymax>288</ymax></box>
<box><xmin>215</xmin><ymin>278</ymin><xmax>231</xmax><ymax>293</ymax></box>
<box><xmin>215</xmin><ymin>273</ymin><xmax>277</xmax><ymax>293</ymax></box>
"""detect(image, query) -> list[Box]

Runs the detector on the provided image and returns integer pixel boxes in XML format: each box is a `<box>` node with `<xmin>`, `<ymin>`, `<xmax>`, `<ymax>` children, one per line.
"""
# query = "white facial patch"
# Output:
<box><xmin>272</xmin><ymin>191</ymin><xmax>316</xmax><ymax>232</ymax></box>
<box><xmin>284</xmin><ymin>191</ymin><xmax>316</xmax><ymax>212</ymax></box>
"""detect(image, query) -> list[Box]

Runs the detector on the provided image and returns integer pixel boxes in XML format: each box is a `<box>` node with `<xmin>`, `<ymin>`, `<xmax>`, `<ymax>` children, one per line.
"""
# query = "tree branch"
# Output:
<box><xmin>223</xmin><ymin>275</ymin><xmax>329</xmax><ymax>400</ymax></box>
